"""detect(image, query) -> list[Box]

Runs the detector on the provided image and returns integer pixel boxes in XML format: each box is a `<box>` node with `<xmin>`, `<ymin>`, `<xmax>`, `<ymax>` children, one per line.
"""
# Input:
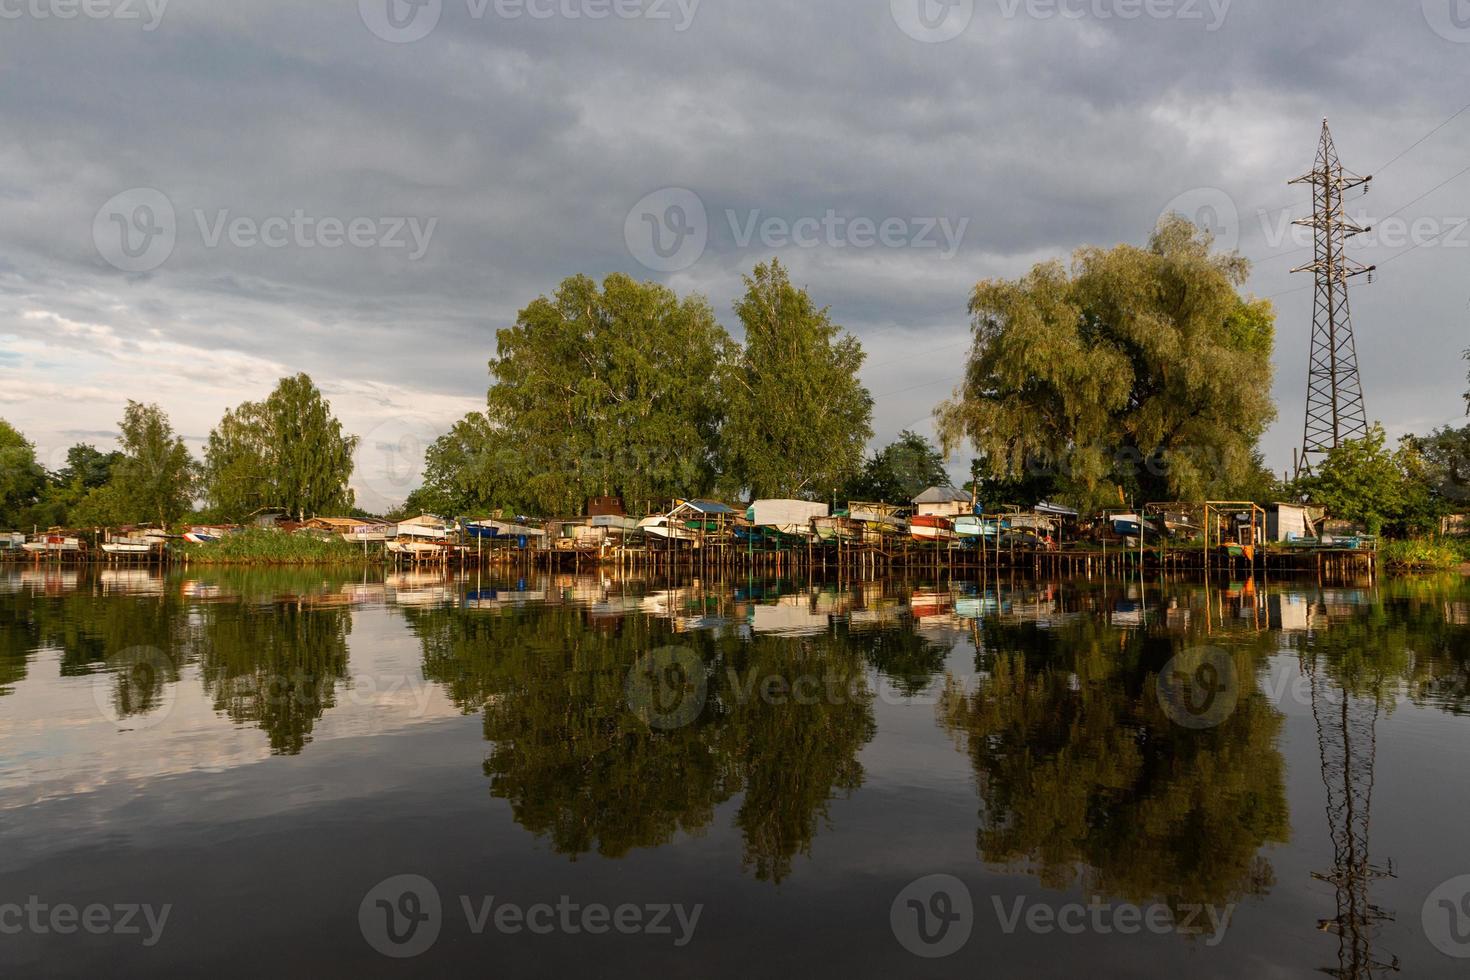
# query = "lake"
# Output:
<box><xmin>2</xmin><ymin>565</ymin><xmax>1469</xmax><ymax>977</ymax></box>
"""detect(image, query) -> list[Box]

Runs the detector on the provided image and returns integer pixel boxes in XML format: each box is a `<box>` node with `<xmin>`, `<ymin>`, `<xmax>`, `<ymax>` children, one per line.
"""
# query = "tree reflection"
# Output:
<box><xmin>197</xmin><ymin>602</ymin><xmax>351</xmax><ymax>755</ymax></box>
<box><xmin>406</xmin><ymin>603</ymin><xmax>875</xmax><ymax>882</ymax></box>
<box><xmin>941</xmin><ymin>604</ymin><xmax>1289</xmax><ymax>919</ymax></box>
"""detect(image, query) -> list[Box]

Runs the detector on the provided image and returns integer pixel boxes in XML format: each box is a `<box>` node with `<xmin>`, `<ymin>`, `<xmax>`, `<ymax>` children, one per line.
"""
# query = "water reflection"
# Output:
<box><xmin>1</xmin><ymin>566</ymin><xmax>1469</xmax><ymax>965</ymax></box>
<box><xmin>939</xmin><ymin>583</ymin><xmax>1289</xmax><ymax>920</ymax></box>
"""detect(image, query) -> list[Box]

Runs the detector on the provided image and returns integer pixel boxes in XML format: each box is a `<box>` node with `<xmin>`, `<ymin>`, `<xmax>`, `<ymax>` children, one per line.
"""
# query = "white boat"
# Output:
<box><xmin>101</xmin><ymin>540</ymin><xmax>154</xmax><ymax>555</ymax></box>
<box><xmin>637</xmin><ymin>516</ymin><xmax>695</xmax><ymax>541</ymax></box>
<box><xmin>23</xmin><ymin>534</ymin><xmax>81</xmax><ymax>554</ymax></box>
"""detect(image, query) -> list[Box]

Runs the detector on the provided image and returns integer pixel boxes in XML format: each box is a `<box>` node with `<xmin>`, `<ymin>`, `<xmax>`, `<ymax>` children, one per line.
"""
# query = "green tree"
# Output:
<box><xmin>489</xmin><ymin>274</ymin><xmax>731</xmax><ymax>515</ymax></box>
<box><xmin>1300</xmin><ymin>424</ymin><xmax>1417</xmax><ymax>534</ymax></box>
<box><xmin>405</xmin><ymin>413</ymin><xmax>529</xmax><ymax>518</ymax></box>
<box><xmin>937</xmin><ymin>217</ymin><xmax>1277</xmax><ymax>511</ymax></box>
<box><xmin>1414</xmin><ymin>423</ymin><xmax>1470</xmax><ymax>517</ymax></box>
<box><xmin>843</xmin><ymin>430</ymin><xmax>949</xmax><ymax>504</ymax></box>
<box><xmin>204</xmin><ymin>374</ymin><xmax>358</xmax><ymax>521</ymax></box>
<box><xmin>718</xmin><ymin>259</ymin><xmax>873</xmax><ymax>500</ymax></box>
<box><xmin>0</xmin><ymin>420</ymin><xmax>46</xmax><ymax>527</ymax></box>
<box><xmin>111</xmin><ymin>402</ymin><xmax>196</xmax><ymax>526</ymax></box>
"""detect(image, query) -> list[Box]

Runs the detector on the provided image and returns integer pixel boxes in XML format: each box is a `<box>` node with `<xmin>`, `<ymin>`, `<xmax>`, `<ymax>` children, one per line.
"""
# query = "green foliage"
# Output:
<box><xmin>937</xmin><ymin>216</ymin><xmax>1277</xmax><ymax>511</ymax></box>
<box><xmin>180</xmin><ymin>528</ymin><xmax>373</xmax><ymax>565</ymax></box>
<box><xmin>1380</xmin><ymin>538</ymin><xmax>1463</xmax><ymax>570</ymax></box>
<box><xmin>718</xmin><ymin>259</ymin><xmax>873</xmax><ymax>499</ymax></box>
<box><xmin>1297</xmin><ymin>424</ymin><xmax>1435</xmax><ymax>536</ymax></box>
<box><xmin>843</xmin><ymin>430</ymin><xmax>949</xmax><ymax>504</ymax></box>
<box><xmin>406</xmin><ymin>412</ymin><xmax>529</xmax><ymax>518</ymax></box>
<box><xmin>0</xmin><ymin>419</ymin><xmax>46</xmax><ymax>527</ymax></box>
<box><xmin>203</xmin><ymin>374</ymin><xmax>359</xmax><ymax>521</ymax></box>
<box><xmin>488</xmin><ymin>274</ymin><xmax>731</xmax><ymax>516</ymax></box>
<box><xmin>110</xmin><ymin>402</ymin><xmax>197</xmax><ymax>526</ymax></box>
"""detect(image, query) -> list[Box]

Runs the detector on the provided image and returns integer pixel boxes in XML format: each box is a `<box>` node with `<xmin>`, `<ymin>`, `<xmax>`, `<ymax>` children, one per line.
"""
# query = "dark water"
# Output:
<box><xmin>2</xmin><ymin>565</ymin><xmax>1469</xmax><ymax>978</ymax></box>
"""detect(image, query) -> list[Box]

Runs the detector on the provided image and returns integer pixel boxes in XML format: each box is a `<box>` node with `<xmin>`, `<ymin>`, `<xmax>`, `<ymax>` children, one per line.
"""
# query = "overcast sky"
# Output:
<box><xmin>2</xmin><ymin>0</ymin><xmax>1468</xmax><ymax>511</ymax></box>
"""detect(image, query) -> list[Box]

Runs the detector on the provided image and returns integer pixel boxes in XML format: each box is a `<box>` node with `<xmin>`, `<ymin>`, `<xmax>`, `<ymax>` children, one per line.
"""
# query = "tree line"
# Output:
<box><xmin>0</xmin><ymin>374</ymin><xmax>359</xmax><ymax>530</ymax></box>
<box><xmin>3</xmin><ymin>225</ymin><xmax>1467</xmax><ymax>534</ymax></box>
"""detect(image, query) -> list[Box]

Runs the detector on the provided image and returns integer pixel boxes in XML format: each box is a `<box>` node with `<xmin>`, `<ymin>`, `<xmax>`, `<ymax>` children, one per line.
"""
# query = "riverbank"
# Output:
<box><xmin>1379</xmin><ymin>538</ymin><xmax>1470</xmax><ymax>571</ymax></box>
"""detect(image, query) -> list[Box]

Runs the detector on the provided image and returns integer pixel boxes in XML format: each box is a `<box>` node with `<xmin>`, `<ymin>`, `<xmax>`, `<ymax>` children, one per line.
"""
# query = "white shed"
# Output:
<box><xmin>912</xmin><ymin>486</ymin><xmax>973</xmax><ymax>519</ymax></box>
<box><xmin>748</xmin><ymin>499</ymin><xmax>829</xmax><ymax>528</ymax></box>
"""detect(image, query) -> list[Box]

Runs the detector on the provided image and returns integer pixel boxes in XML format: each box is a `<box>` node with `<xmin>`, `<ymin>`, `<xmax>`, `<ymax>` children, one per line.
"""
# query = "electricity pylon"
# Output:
<box><xmin>1290</xmin><ymin>120</ymin><xmax>1375</xmax><ymax>477</ymax></box>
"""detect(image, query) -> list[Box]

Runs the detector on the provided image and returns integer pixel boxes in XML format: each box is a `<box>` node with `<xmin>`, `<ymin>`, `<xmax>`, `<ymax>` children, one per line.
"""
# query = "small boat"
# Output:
<box><xmin>638</xmin><ymin>516</ymin><xmax>695</xmax><ymax>541</ymax></box>
<box><xmin>909</xmin><ymin>515</ymin><xmax>957</xmax><ymax>542</ymax></box>
<box><xmin>23</xmin><ymin>534</ymin><xmax>82</xmax><ymax>555</ymax></box>
<box><xmin>101</xmin><ymin>540</ymin><xmax>154</xmax><ymax>555</ymax></box>
<box><xmin>813</xmin><ymin>516</ymin><xmax>862</xmax><ymax>544</ymax></box>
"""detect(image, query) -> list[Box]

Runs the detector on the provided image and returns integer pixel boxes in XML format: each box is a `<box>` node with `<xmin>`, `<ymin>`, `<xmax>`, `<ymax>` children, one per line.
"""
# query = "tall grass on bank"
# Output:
<box><xmin>1380</xmin><ymin>538</ymin><xmax>1467</xmax><ymax>571</ymax></box>
<box><xmin>179</xmin><ymin>529</ymin><xmax>377</xmax><ymax>566</ymax></box>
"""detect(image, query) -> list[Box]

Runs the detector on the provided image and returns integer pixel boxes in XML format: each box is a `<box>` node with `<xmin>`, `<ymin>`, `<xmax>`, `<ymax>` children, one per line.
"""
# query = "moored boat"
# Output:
<box><xmin>909</xmin><ymin>515</ymin><xmax>957</xmax><ymax>542</ymax></box>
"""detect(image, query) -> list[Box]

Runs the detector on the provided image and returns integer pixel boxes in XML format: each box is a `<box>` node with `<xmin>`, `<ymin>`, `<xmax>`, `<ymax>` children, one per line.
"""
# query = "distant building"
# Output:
<box><xmin>912</xmin><ymin>486</ymin><xmax>973</xmax><ymax>519</ymax></box>
<box><xmin>1443</xmin><ymin>514</ymin><xmax>1469</xmax><ymax>537</ymax></box>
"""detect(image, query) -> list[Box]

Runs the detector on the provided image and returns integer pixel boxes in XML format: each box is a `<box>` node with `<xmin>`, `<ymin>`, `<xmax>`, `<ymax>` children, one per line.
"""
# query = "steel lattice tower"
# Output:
<box><xmin>1290</xmin><ymin>120</ymin><xmax>1376</xmax><ymax>476</ymax></box>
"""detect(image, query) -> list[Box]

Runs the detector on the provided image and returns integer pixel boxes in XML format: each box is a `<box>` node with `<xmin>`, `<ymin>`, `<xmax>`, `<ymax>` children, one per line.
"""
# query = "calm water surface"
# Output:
<box><xmin>2</xmin><ymin>566</ymin><xmax>1469</xmax><ymax>977</ymax></box>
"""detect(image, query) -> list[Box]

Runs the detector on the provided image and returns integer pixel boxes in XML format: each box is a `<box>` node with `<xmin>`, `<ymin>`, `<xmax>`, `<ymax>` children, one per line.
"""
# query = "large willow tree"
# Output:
<box><xmin>112</xmin><ymin>401</ymin><xmax>196</xmax><ymax>526</ymax></box>
<box><xmin>203</xmin><ymin>374</ymin><xmax>358</xmax><ymax>521</ymax></box>
<box><xmin>718</xmin><ymin>259</ymin><xmax>873</xmax><ymax>500</ymax></box>
<box><xmin>488</xmin><ymin>274</ymin><xmax>731</xmax><ymax>516</ymax></box>
<box><xmin>937</xmin><ymin>217</ymin><xmax>1276</xmax><ymax>510</ymax></box>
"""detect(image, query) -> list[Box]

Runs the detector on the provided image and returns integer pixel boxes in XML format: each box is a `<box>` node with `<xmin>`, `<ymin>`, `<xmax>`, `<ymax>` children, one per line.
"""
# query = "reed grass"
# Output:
<box><xmin>179</xmin><ymin>529</ymin><xmax>377</xmax><ymax>566</ymax></box>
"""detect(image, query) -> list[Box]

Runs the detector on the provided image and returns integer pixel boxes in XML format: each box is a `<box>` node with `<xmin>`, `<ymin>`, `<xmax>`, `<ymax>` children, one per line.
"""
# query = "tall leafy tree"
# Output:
<box><xmin>718</xmin><ymin>259</ymin><xmax>873</xmax><ymax>500</ymax></box>
<box><xmin>843</xmin><ymin>430</ymin><xmax>949</xmax><ymax>504</ymax></box>
<box><xmin>0</xmin><ymin>420</ymin><xmax>46</xmax><ymax>527</ymax></box>
<box><xmin>488</xmin><ymin>274</ymin><xmax>731</xmax><ymax>515</ymax></box>
<box><xmin>111</xmin><ymin>401</ymin><xmax>196</xmax><ymax>526</ymax></box>
<box><xmin>203</xmin><ymin>375</ymin><xmax>358</xmax><ymax>521</ymax></box>
<box><xmin>402</xmin><ymin>413</ymin><xmax>530</xmax><ymax>517</ymax></box>
<box><xmin>937</xmin><ymin>217</ymin><xmax>1277</xmax><ymax>511</ymax></box>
